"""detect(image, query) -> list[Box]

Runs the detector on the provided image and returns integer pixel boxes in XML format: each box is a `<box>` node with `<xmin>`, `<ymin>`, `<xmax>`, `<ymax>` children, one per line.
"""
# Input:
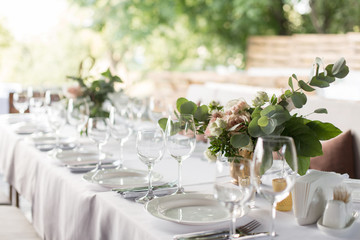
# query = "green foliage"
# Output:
<box><xmin>159</xmin><ymin>97</ymin><xmax>210</xmax><ymax>134</ymax></box>
<box><xmin>67</xmin><ymin>64</ymin><xmax>123</xmax><ymax>118</ymax></box>
<box><xmin>65</xmin><ymin>0</ymin><xmax>360</xmax><ymax>72</ymax></box>
<box><xmin>164</xmin><ymin>58</ymin><xmax>347</xmax><ymax>175</ymax></box>
<box><xmin>230</xmin><ymin>134</ymin><xmax>250</xmax><ymax>148</ymax></box>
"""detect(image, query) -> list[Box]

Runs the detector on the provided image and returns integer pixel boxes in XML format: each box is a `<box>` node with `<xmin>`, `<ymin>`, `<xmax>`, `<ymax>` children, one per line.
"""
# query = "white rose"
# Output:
<box><xmin>224</xmin><ymin>99</ymin><xmax>241</xmax><ymax>112</ymax></box>
<box><xmin>204</xmin><ymin>149</ymin><xmax>217</xmax><ymax>162</ymax></box>
<box><xmin>209</xmin><ymin>118</ymin><xmax>226</xmax><ymax>137</ymax></box>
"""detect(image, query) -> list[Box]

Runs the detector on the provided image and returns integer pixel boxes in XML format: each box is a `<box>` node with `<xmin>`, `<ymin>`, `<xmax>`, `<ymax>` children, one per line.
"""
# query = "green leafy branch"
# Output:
<box><xmin>67</xmin><ymin>60</ymin><xmax>123</xmax><ymax>118</ymax></box>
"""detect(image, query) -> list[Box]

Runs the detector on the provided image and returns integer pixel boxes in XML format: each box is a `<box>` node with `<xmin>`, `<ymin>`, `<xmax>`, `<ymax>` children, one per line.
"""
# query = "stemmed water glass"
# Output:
<box><xmin>148</xmin><ymin>96</ymin><xmax>171</xmax><ymax>124</ymax></box>
<box><xmin>67</xmin><ymin>98</ymin><xmax>90</xmax><ymax>151</ymax></box>
<box><xmin>28</xmin><ymin>87</ymin><xmax>44</xmax><ymax>114</ymax></box>
<box><xmin>135</xmin><ymin>128</ymin><xmax>165</xmax><ymax>203</ymax></box>
<box><xmin>109</xmin><ymin>106</ymin><xmax>132</xmax><ymax>169</ymax></box>
<box><xmin>214</xmin><ymin>158</ymin><xmax>254</xmax><ymax>239</ymax></box>
<box><xmin>165</xmin><ymin>114</ymin><xmax>196</xmax><ymax>194</ymax></box>
<box><xmin>251</xmin><ymin>136</ymin><xmax>298</xmax><ymax>238</ymax></box>
<box><xmin>13</xmin><ymin>90</ymin><xmax>29</xmax><ymax>114</ymax></box>
<box><xmin>88</xmin><ymin>117</ymin><xmax>110</xmax><ymax>179</ymax></box>
<box><xmin>47</xmin><ymin>102</ymin><xmax>67</xmax><ymax>152</ymax></box>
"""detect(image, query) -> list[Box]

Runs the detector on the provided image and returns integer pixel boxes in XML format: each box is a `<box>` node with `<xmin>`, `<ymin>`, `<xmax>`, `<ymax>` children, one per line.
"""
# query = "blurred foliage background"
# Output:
<box><xmin>0</xmin><ymin>0</ymin><xmax>359</xmax><ymax>86</ymax></box>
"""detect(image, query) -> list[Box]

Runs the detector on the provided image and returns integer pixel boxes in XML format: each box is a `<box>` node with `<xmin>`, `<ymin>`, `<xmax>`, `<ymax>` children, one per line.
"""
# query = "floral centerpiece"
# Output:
<box><xmin>159</xmin><ymin>57</ymin><xmax>349</xmax><ymax>175</ymax></box>
<box><xmin>67</xmin><ymin>59</ymin><xmax>123</xmax><ymax>118</ymax></box>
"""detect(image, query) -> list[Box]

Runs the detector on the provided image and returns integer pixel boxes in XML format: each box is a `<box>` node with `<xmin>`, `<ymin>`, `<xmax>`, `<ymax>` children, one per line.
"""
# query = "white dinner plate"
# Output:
<box><xmin>146</xmin><ymin>193</ymin><xmax>249</xmax><ymax>225</ymax></box>
<box><xmin>83</xmin><ymin>168</ymin><xmax>162</xmax><ymax>188</ymax></box>
<box><xmin>317</xmin><ymin>211</ymin><xmax>359</xmax><ymax>237</ymax></box>
<box><xmin>13</xmin><ymin>122</ymin><xmax>38</xmax><ymax>135</ymax></box>
<box><xmin>56</xmin><ymin>150</ymin><xmax>115</xmax><ymax>165</ymax></box>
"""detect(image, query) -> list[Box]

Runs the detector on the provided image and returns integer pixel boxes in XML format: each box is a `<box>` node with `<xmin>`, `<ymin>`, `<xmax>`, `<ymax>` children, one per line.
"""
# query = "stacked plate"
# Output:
<box><xmin>55</xmin><ymin>150</ymin><xmax>117</xmax><ymax>173</ymax></box>
<box><xmin>83</xmin><ymin>168</ymin><xmax>162</xmax><ymax>189</ymax></box>
<box><xmin>32</xmin><ymin>136</ymin><xmax>76</xmax><ymax>151</ymax></box>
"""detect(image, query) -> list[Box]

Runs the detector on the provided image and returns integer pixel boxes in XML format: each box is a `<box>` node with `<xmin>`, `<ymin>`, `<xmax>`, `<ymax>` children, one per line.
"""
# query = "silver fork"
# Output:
<box><xmin>237</xmin><ymin>220</ymin><xmax>261</xmax><ymax>234</ymax></box>
<box><xmin>173</xmin><ymin>219</ymin><xmax>263</xmax><ymax>240</ymax></box>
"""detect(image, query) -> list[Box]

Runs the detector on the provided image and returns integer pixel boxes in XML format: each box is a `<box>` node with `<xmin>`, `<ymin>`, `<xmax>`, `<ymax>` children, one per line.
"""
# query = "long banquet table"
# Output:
<box><xmin>0</xmin><ymin>114</ymin><xmax>359</xmax><ymax>240</ymax></box>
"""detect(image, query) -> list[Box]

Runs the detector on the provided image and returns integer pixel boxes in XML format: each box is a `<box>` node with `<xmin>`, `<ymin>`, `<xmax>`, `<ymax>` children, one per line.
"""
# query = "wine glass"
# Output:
<box><xmin>251</xmin><ymin>136</ymin><xmax>298</xmax><ymax>238</ymax></box>
<box><xmin>13</xmin><ymin>90</ymin><xmax>29</xmax><ymax>114</ymax></box>
<box><xmin>44</xmin><ymin>89</ymin><xmax>62</xmax><ymax>108</ymax></box>
<box><xmin>67</xmin><ymin>98</ymin><xmax>90</xmax><ymax>151</ymax></box>
<box><xmin>148</xmin><ymin>96</ymin><xmax>171</xmax><ymax>124</ymax></box>
<box><xmin>28</xmin><ymin>87</ymin><xmax>45</xmax><ymax>114</ymax></box>
<box><xmin>130</xmin><ymin>97</ymin><xmax>147</xmax><ymax>130</ymax></box>
<box><xmin>47</xmin><ymin>102</ymin><xmax>67</xmax><ymax>151</ymax></box>
<box><xmin>214</xmin><ymin>158</ymin><xmax>254</xmax><ymax>239</ymax></box>
<box><xmin>109</xmin><ymin>106</ymin><xmax>132</xmax><ymax>169</ymax></box>
<box><xmin>87</xmin><ymin>117</ymin><xmax>110</xmax><ymax>179</ymax></box>
<box><xmin>136</xmin><ymin>128</ymin><xmax>165</xmax><ymax>203</ymax></box>
<box><xmin>165</xmin><ymin>114</ymin><xmax>196</xmax><ymax>194</ymax></box>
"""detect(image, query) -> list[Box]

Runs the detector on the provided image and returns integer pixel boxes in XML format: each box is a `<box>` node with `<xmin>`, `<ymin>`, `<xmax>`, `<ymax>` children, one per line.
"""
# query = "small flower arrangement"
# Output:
<box><xmin>159</xmin><ymin>57</ymin><xmax>349</xmax><ymax>175</ymax></box>
<box><xmin>67</xmin><ymin>61</ymin><xmax>123</xmax><ymax>118</ymax></box>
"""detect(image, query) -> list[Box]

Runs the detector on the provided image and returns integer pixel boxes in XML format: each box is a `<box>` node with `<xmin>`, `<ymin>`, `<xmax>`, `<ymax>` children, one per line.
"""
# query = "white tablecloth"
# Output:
<box><xmin>0</xmin><ymin>114</ymin><xmax>359</xmax><ymax>240</ymax></box>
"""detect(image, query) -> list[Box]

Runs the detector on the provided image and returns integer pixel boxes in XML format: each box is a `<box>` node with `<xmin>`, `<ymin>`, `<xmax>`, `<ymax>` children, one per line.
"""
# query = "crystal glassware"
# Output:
<box><xmin>135</xmin><ymin>128</ymin><xmax>165</xmax><ymax>203</ymax></box>
<box><xmin>47</xmin><ymin>102</ymin><xmax>67</xmax><ymax>151</ymax></box>
<box><xmin>13</xmin><ymin>90</ymin><xmax>29</xmax><ymax>114</ymax></box>
<box><xmin>251</xmin><ymin>136</ymin><xmax>298</xmax><ymax>238</ymax></box>
<box><xmin>214</xmin><ymin>158</ymin><xmax>254</xmax><ymax>239</ymax></box>
<box><xmin>165</xmin><ymin>114</ymin><xmax>196</xmax><ymax>194</ymax></box>
<box><xmin>148</xmin><ymin>96</ymin><xmax>171</xmax><ymax>124</ymax></box>
<box><xmin>87</xmin><ymin>117</ymin><xmax>110</xmax><ymax>179</ymax></box>
<box><xmin>28</xmin><ymin>87</ymin><xmax>45</xmax><ymax>114</ymax></box>
<box><xmin>67</xmin><ymin>98</ymin><xmax>89</xmax><ymax>151</ymax></box>
<box><xmin>109</xmin><ymin>106</ymin><xmax>132</xmax><ymax>169</ymax></box>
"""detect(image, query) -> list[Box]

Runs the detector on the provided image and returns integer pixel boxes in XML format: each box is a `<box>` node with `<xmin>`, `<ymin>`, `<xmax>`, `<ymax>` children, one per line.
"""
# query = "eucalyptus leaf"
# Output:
<box><xmin>261</xmin><ymin>105</ymin><xmax>284</xmax><ymax>117</ymax></box>
<box><xmin>334</xmin><ymin>66</ymin><xmax>349</xmax><ymax>78</ymax></box>
<box><xmin>284</xmin><ymin>90</ymin><xmax>292</xmax><ymax>97</ymax></box>
<box><xmin>309</xmin><ymin>76</ymin><xmax>330</xmax><ymax>88</ymax></box>
<box><xmin>248</xmin><ymin>117</ymin><xmax>263</xmax><ymax>137</ymax></box>
<box><xmin>298</xmin><ymin>80</ymin><xmax>315</xmax><ymax>92</ymax></box>
<box><xmin>292</xmin><ymin>74</ymin><xmax>298</xmax><ymax>80</ymax></box>
<box><xmin>158</xmin><ymin>118</ymin><xmax>168</xmax><ymax>131</ymax></box>
<box><xmin>260</xmin><ymin>118</ymin><xmax>276</xmax><ymax>135</ymax></box>
<box><xmin>325</xmin><ymin>64</ymin><xmax>334</xmax><ymax>77</ymax></box>
<box><xmin>230</xmin><ymin>134</ymin><xmax>250</xmax><ymax>148</ymax></box>
<box><xmin>251</xmin><ymin>107</ymin><xmax>262</xmax><ymax>119</ymax></box>
<box><xmin>291</xmin><ymin>92</ymin><xmax>307</xmax><ymax>108</ymax></box>
<box><xmin>271</xmin><ymin>111</ymin><xmax>291</xmax><ymax>125</ymax></box>
<box><xmin>318</xmin><ymin>72</ymin><xmax>335</xmax><ymax>83</ymax></box>
<box><xmin>314</xmin><ymin>108</ymin><xmax>328</xmax><ymax>114</ymax></box>
<box><xmin>332</xmin><ymin>57</ymin><xmax>346</xmax><ymax>75</ymax></box>
<box><xmin>180</xmin><ymin>101</ymin><xmax>197</xmax><ymax>114</ymax></box>
<box><xmin>194</xmin><ymin>105</ymin><xmax>210</xmax><ymax>122</ymax></box>
<box><xmin>258</xmin><ymin>116</ymin><xmax>269</xmax><ymax>127</ymax></box>
<box><xmin>176</xmin><ymin>98</ymin><xmax>188</xmax><ymax>112</ymax></box>
<box><xmin>270</xmin><ymin>94</ymin><xmax>277</xmax><ymax>105</ymax></box>
<box><xmin>288</xmin><ymin>77</ymin><xmax>294</xmax><ymax>91</ymax></box>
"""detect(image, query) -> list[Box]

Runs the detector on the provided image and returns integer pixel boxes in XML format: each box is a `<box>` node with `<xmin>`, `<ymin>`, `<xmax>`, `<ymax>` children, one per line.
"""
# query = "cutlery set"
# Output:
<box><xmin>173</xmin><ymin>219</ymin><xmax>266</xmax><ymax>240</ymax></box>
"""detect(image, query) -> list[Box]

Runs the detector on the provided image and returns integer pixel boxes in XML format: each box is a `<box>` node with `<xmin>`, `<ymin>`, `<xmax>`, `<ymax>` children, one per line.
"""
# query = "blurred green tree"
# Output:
<box><xmin>68</xmin><ymin>0</ymin><xmax>360</xmax><ymax>71</ymax></box>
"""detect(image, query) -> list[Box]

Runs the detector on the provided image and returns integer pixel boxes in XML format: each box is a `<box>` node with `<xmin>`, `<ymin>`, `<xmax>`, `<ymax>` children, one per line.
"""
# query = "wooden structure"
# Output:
<box><xmin>246</xmin><ymin>33</ymin><xmax>360</xmax><ymax>70</ymax></box>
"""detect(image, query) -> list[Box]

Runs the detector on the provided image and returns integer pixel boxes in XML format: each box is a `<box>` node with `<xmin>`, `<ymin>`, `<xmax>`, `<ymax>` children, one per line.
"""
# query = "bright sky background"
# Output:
<box><xmin>0</xmin><ymin>0</ymin><xmax>67</xmax><ymax>41</ymax></box>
